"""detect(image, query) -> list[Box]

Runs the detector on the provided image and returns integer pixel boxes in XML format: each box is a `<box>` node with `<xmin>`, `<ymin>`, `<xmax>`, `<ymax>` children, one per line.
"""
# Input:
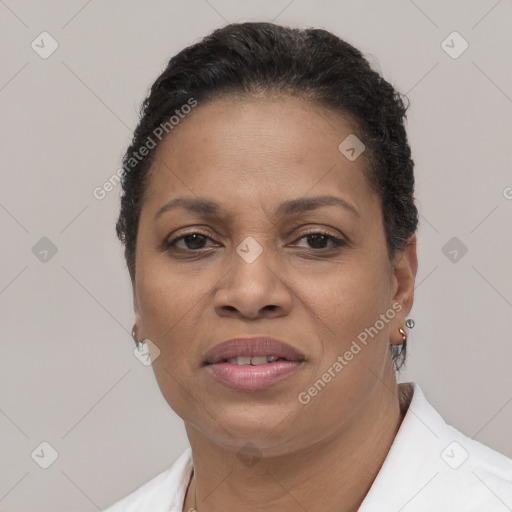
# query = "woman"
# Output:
<box><xmin>105</xmin><ymin>22</ymin><xmax>512</xmax><ymax>512</ymax></box>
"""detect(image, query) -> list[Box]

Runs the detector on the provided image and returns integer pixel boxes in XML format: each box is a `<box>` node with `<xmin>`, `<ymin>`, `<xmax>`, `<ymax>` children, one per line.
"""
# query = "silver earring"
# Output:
<box><xmin>131</xmin><ymin>326</ymin><xmax>145</xmax><ymax>349</ymax></box>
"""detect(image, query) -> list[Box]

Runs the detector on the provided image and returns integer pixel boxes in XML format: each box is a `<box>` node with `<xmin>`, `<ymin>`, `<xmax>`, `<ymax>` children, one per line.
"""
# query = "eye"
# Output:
<box><xmin>293</xmin><ymin>230</ymin><xmax>346</xmax><ymax>250</ymax></box>
<box><xmin>163</xmin><ymin>231</ymin><xmax>219</xmax><ymax>252</ymax></box>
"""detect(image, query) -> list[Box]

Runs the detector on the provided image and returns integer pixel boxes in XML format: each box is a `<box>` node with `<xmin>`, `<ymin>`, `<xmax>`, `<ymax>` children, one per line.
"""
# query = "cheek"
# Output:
<box><xmin>136</xmin><ymin>265</ymin><xmax>208</xmax><ymax>418</ymax></box>
<box><xmin>142</xmin><ymin>286</ymin><xmax>201</xmax><ymax>338</ymax></box>
<box><xmin>136</xmin><ymin>259</ymin><xmax>203</xmax><ymax>351</ymax></box>
<box><xmin>294</xmin><ymin>257</ymin><xmax>391</xmax><ymax>347</ymax></box>
<box><xmin>292</xmin><ymin>271</ymin><xmax>392</xmax><ymax>439</ymax></box>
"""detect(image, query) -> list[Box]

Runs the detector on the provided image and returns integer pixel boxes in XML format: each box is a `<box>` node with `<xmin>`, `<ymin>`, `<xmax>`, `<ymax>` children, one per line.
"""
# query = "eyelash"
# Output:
<box><xmin>161</xmin><ymin>228</ymin><xmax>347</xmax><ymax>253</ymax></box>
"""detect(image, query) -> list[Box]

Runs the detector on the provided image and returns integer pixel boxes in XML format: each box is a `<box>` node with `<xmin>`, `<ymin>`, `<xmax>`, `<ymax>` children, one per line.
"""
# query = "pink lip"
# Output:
<box><xmin>203</xmin><ymin>336</ymin><xmax>305</xmax><ymax>391</ymax></box>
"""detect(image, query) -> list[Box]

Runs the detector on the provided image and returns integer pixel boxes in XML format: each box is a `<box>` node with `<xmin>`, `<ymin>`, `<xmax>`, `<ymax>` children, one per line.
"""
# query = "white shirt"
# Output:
<box><xmin>103</xmin><ymin>382</ymin><xmax>512</xmax><ymax>511</ymax></box>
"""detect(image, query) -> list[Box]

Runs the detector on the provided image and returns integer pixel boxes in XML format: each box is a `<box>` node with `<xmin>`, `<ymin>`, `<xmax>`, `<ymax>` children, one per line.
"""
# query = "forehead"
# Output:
<box><xmin>142</xmin><ymin>95</ymin><xmax>376</xmax><ymax>217</ymax></box>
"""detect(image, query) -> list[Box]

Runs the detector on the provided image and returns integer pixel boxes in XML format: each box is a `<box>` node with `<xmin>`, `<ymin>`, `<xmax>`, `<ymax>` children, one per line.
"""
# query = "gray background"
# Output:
<box><xmin>1</xmin><ymin>1</ymin><xmax>511</xmax><ymax>510</ymax></box>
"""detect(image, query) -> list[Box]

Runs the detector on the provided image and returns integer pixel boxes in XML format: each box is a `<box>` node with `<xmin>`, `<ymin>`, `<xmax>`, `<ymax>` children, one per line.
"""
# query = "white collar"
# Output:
<box><xmin>359</xmin><ymin>382</ymin><xmax>512</xmax><ymax>510</ymax></box>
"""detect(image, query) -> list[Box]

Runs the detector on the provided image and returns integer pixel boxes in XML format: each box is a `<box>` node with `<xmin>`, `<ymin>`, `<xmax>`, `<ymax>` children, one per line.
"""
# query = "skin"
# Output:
<box><xmin>132</xmin><ymin>95</ymin><xmax>418</xmax><ymax>512</ymax></box>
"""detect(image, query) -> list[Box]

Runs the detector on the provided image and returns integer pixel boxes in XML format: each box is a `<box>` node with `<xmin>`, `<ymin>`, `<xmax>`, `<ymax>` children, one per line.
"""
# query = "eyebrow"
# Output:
<box><xmin>154</xmin><ymin>195</ymin><xmax>361</xmax><ymax>221</ymax></box>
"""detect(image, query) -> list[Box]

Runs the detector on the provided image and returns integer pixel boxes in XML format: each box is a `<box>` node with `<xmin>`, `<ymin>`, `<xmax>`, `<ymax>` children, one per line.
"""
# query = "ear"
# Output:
<box><xmin>390</xmin><ymin>234</ymin><xmax>418</xmax><ymax>346</ymax></box>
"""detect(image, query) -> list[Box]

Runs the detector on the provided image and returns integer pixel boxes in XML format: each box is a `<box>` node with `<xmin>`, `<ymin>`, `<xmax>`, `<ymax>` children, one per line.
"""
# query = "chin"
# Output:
<box><xmin>192</xmin><ymin>403</ymin><xmax>304</xmax><ymax>451</ymax></box>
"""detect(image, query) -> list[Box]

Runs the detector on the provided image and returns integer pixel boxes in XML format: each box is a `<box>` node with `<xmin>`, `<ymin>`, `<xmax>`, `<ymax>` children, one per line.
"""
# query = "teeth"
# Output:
<box><xmin>226</xmin><ymin>356</ymin><xmax>282</xmax><ymax>365</ymax></box>
<box><xmin>250</xmin><ymin>356</ymin><xmax>269</xmax><ymax>365</ymax></box>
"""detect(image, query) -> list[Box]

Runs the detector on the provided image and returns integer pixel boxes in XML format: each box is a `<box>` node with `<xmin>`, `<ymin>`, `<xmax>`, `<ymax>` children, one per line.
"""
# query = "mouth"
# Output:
<box><xmin>203</xmin><ymin>336</ymin><xmax>305</xmax><ymax>391</ymax></box>
<box><xmin>203</xmin><ymin>336</ymin><xmax>305</xmax><ymax>365</ymax></box>
<box><xmin>215</xmin><ymin>355</ymin><xmax>293</xmax><ymax>365</ymax></box>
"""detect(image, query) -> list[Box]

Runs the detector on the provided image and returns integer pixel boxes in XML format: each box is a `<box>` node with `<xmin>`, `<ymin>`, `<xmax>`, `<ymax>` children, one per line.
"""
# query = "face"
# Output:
<box><xmin>133</xmin><ymin>95</ymin><xmax>416</xmax><ymax>455</ymax></box>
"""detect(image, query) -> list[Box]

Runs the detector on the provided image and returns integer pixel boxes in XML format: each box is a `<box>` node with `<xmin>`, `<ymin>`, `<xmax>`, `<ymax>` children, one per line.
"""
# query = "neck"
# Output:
<box><xmin>183</xmin><ymin>379</ymin><xmax>408</xmax><ymax>512</ymax></box>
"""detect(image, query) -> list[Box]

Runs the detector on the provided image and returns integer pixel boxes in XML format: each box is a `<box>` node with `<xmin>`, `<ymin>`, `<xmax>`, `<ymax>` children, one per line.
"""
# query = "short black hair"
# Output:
<box><xmin>115</xmin><ymin>22</ymin><xmax>418</xmax><ymax>372</ymax></box>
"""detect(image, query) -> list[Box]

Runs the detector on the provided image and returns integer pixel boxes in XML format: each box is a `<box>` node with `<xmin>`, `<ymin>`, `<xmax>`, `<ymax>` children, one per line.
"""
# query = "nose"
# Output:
<box><xmin>213</xmin><ymin>244</ymin><xmax>293</xmax><ymax>320</ymax></box>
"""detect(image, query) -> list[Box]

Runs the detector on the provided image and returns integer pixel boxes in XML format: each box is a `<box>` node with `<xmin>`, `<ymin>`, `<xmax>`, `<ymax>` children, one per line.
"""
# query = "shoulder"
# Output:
<box><xmin>432</xmin><ymin>407</ymin><xmax>512</xmax><ymax>508</ymax></box>
<box><xmin>103</xmin><ymin>447</ymin><xmax>193</xmax><ymax>512</ymax></box>
<box><xmin>359</xmin><ymin>383</ymin><xmax>512</xmax><ymax>511</ymax></box>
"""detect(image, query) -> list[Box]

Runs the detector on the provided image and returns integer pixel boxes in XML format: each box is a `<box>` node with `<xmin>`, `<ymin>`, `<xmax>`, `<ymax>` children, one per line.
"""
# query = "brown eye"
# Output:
<box><xmin>176</xmin><ymin>233</ymin><xmax>209</xmax><ymax>250</ymax></box>
<box><xmin>294</xmin><ymin>231</ymin><xmax>346</xmax><ymax>250</ymax></box>
<box><xmin>163</xmin><ymin>231</ymin><xmax>218</xmax><ymax>252</ymax></box>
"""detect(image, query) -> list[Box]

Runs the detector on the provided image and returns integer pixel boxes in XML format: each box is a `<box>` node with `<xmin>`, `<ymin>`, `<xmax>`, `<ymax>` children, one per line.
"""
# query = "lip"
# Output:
<box><xmin>203</xmin><ymin>336</ymin><xmax>305</xmax><ymax>365</ymax></box>
<box><xmin>203</xmin><ymin>336</ymin><xmax>305</xmax><ymax>391</ymax></box>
